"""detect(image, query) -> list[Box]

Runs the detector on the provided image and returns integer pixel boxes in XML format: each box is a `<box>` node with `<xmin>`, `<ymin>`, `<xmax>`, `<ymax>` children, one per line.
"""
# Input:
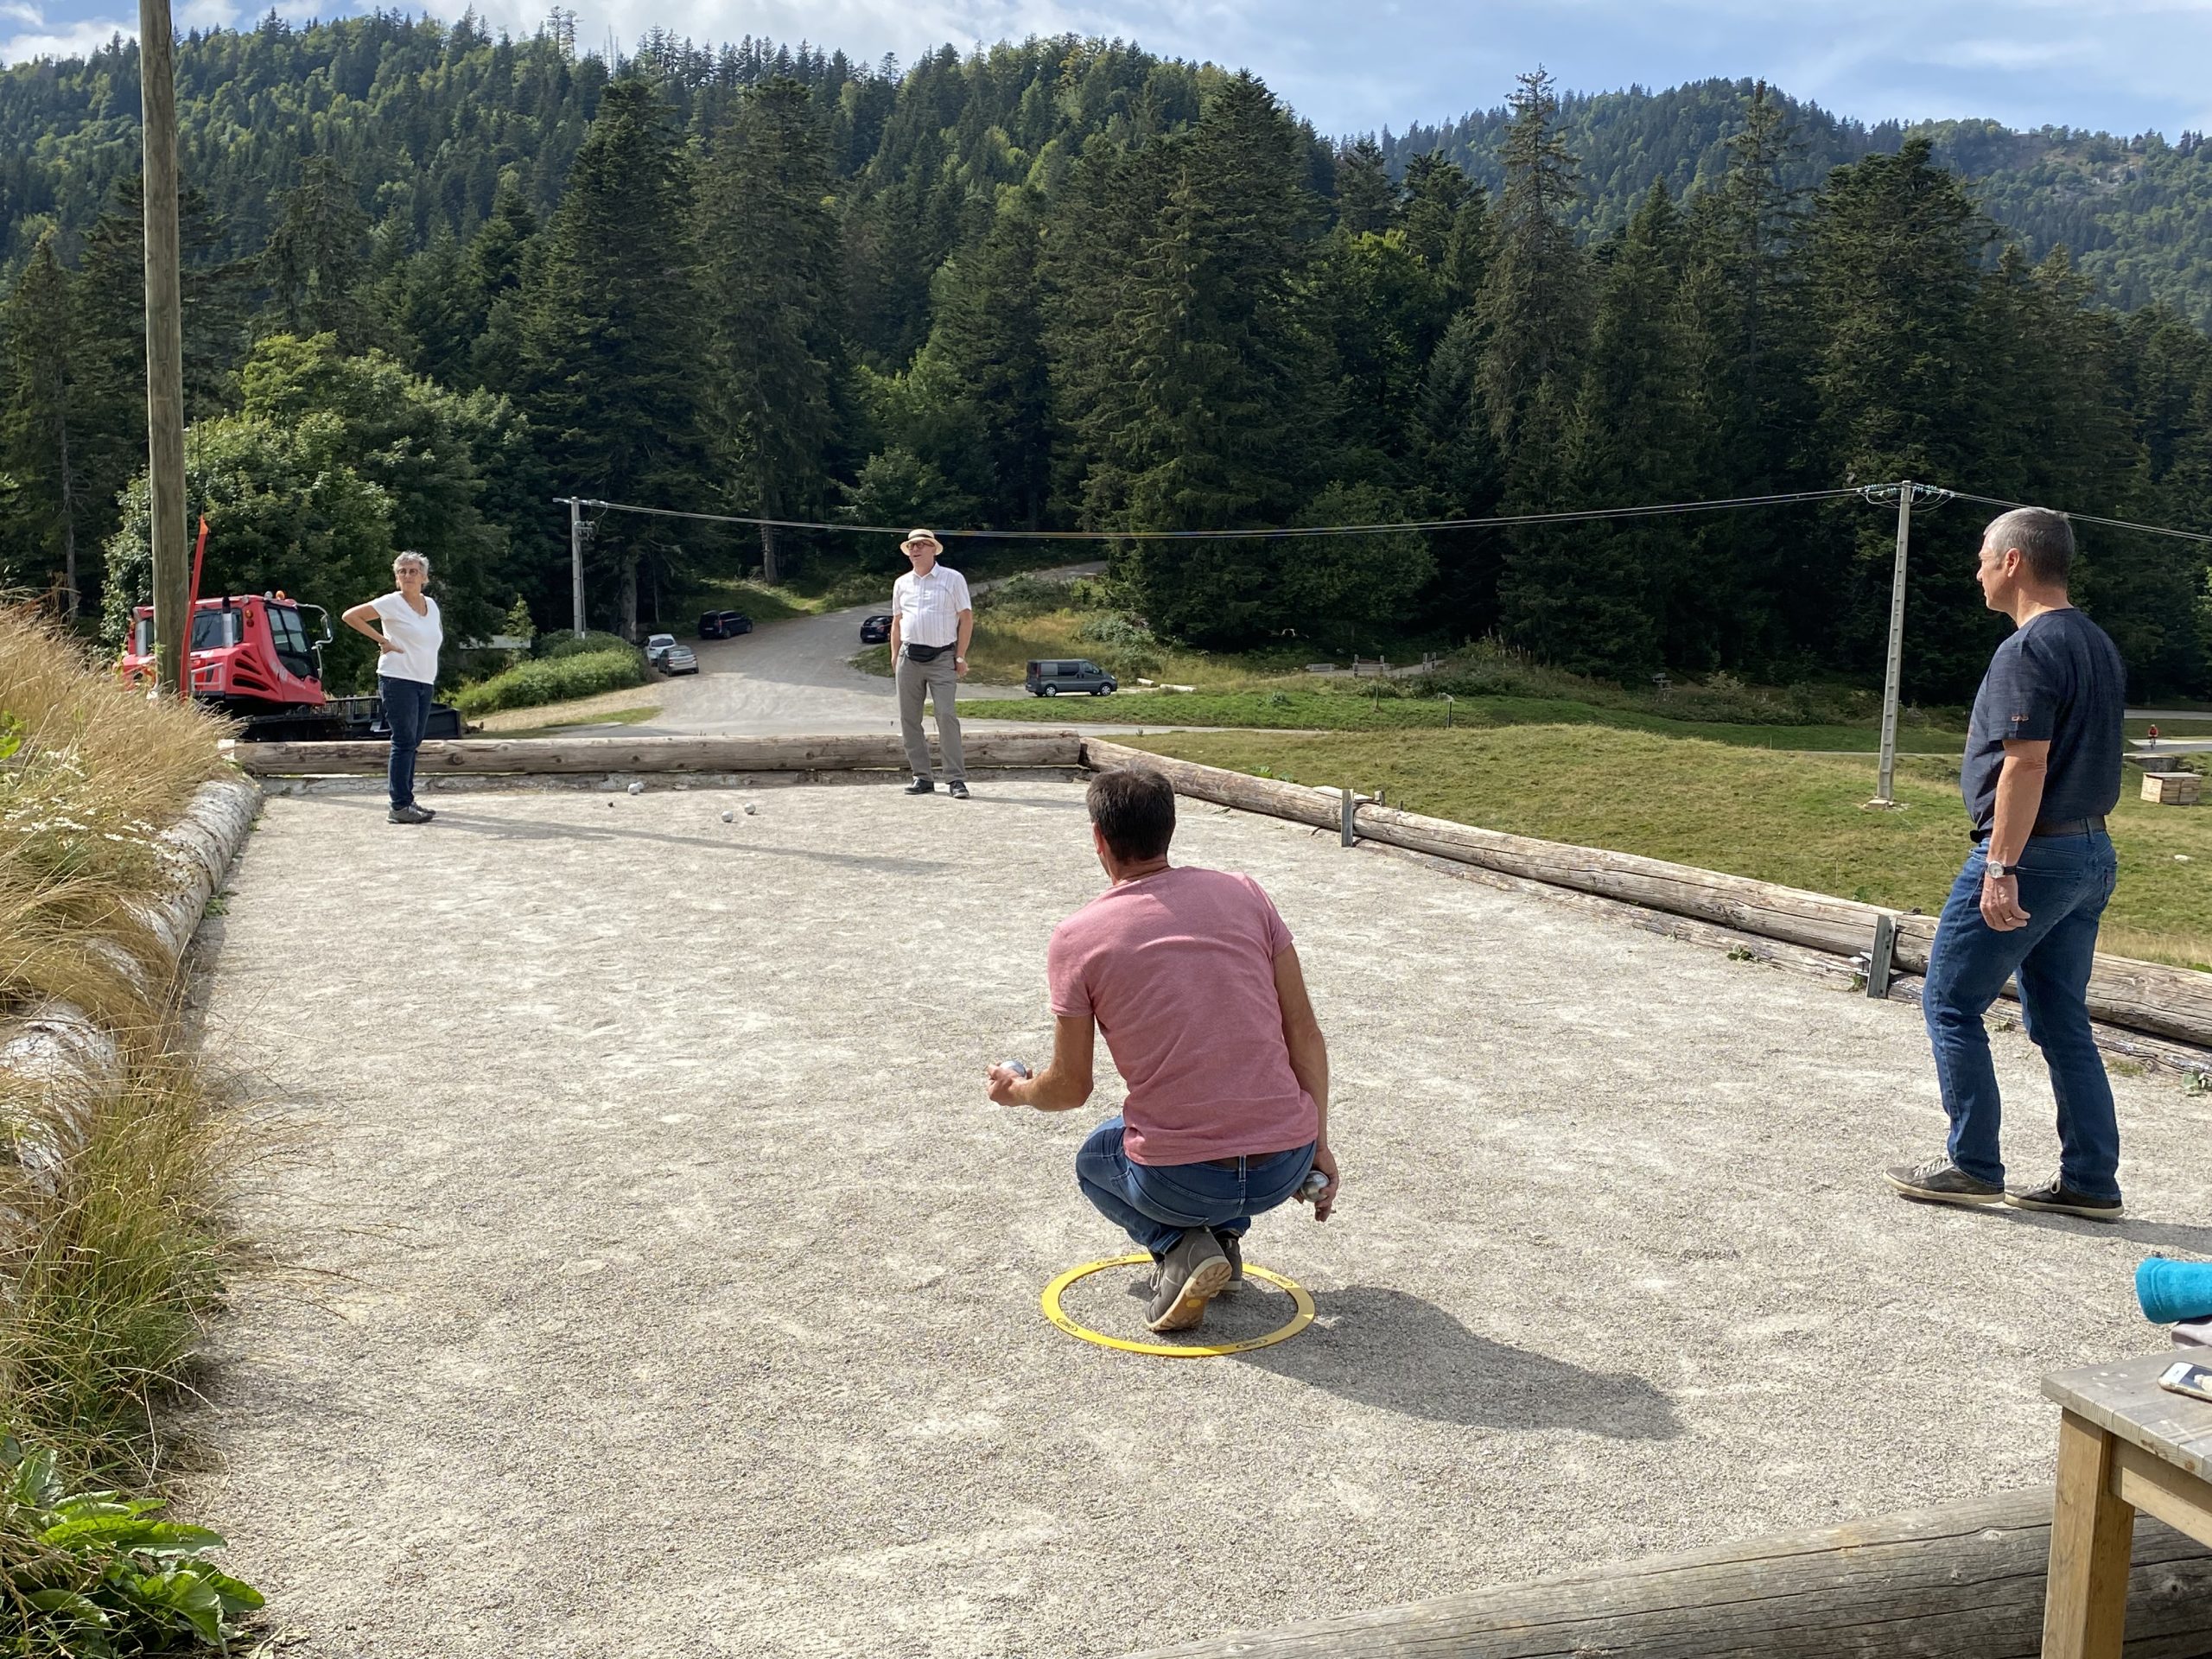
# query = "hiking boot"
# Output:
<box><xmin>2005</xmin><ymin>1178</ymin><xmax>2124</xmax><ymax>1221</ymax></box>
<box><xmin>1147</xmin><ymin>1229</ymin><xmax>1231</xmax><ymax>1332</ymax></box>
<box><xmin>947</xmin><ymin>781</ymin><xmax>969</xmax><ymax>799</ymax></box>
<box><xmin>1885</xmin><ymin>1158</ymin><xmax>2004</xmax><ymax>1208</ymax></box>
<box><xmin>387</xmin><ymin>804</ymin><xmax>433</xmax><ymax>825</ymax></box>
<box><xmin>903</xmin><ymin>778</ymin><xmax>935</xmax><ymax>795</ymax></box>
<box><xmin>1212</xmin><ymin>1230</ymin><xmax>1244</xmax><ymax>1287</ymax></box>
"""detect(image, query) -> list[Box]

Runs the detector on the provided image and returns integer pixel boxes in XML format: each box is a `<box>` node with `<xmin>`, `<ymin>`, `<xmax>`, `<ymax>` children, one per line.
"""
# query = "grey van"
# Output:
<box><xmin>1025</xmin><ymin>658</ymin><xmax>1118</xmax><ymax>696</ymax></box>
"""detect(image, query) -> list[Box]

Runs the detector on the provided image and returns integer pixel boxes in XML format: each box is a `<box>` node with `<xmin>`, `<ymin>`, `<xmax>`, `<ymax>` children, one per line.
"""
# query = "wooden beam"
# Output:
<box><xmin>1081</xmin><ymin>740</ymin><xmax>2212</xmax><ymax>1052</ymax></box>
<box><xmin>1120</xmin><ymin>1490</ymin><xmax>2212</xmax><ymax>1659</ymax></box>
<box><xmin>137</xmin><ymin>0</ymin><xmax>188</xmax><ymax>696</ymax></box>
<box><xmin>227</xmin><ymin>731</ymin><xmax>1085</xmax><ymax>777</ymax></box>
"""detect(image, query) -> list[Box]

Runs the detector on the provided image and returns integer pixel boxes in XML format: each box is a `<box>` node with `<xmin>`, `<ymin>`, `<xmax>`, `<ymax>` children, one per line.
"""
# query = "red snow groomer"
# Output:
<box><xmin>120</xmin><ymin>590</ymin><xmax>463</xmax><ymax>746</ymax></box>
<box><xmin>119</xmin><ymin>518</ymin><xmax>461</xmax><ymax>741</ymax></box>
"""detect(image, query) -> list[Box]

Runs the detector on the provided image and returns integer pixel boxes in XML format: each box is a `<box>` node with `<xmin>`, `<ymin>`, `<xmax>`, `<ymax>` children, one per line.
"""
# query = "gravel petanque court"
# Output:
<box><xmin>191</xmin><ymin>778</ymin><xmax>2212</xmax><ymax>1659</ymax></box>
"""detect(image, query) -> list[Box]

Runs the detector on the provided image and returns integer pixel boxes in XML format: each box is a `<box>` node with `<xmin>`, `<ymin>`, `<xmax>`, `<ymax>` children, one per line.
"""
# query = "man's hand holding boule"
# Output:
<box><xmin>1309</xmin><ymin>1144</ymin><xmax>1340</xmax><ymax>1222</ymax></box>
<box><xmin>986</xmin><ymin>1064</ymin><xmax>1028</xmax><ymax>1106</ymax></box>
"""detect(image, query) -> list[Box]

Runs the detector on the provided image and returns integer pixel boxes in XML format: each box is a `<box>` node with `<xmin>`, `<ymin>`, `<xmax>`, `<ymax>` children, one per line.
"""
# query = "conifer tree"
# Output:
<box><xmin>1332</xmin><ymin>137</ymin><xmax>1398</xmax><ymax>233</ymax></box>
<box><xmin>1476</xmin><ymin>70</ymin><xmax>1588</xmax><ymax>456</ymax></box>
<box><xmin>0</xmin><ymin>234</ymin><xmax>79</xmax><ymax>608</ymax></box>
<box><xmin>261</xmin><ymin>158</ymin><xmax>376</xmax><ymax>348</ymax></box>
<box><xmin>519</xmin><ymin>77</ymin><xmax>711</xmax><ymax>634</ymax></box>
<box><xmin>702</xmin><ymin>77</ymin><xmax>845</xmax><ymax>582</ymax></box>
<box><xmin>1805</xmin><ymin>137</ymin><xmax>1996</xmax><ymax>695</ymax></box>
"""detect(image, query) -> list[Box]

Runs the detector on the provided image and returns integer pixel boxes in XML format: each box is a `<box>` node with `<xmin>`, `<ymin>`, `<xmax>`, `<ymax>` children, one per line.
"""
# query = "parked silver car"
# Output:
<box><xmin>645</xmin><ymin>632</ymin><xmax>677</xmax><ymax>666</ymax></box>
<box><xmin>658</xmin><ymin>642</ymin><xmax>698</xmax><ymax>676</ymax></box>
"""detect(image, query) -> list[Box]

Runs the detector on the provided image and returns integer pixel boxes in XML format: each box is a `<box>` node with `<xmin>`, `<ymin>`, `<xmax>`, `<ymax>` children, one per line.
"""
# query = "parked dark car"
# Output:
<box><xmin>697</xmin><ymin>610</ymin><xmax>753</xmax><ymax>639</ymax></box>
<box><xmin>859</xmin><ymin>613</ymin><xmax>893</xmax><ymax>645</ymax></box>
<box><xmin>1025</xmin><ymin>658</ymin><xmax>1117</xmax><ymax>696</ymax></box>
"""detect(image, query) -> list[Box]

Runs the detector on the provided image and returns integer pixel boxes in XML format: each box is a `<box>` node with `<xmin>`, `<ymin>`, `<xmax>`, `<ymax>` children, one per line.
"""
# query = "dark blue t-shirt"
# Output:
<box><xmin>1960</xmin><ymin>607</ymin><xmax>2126</xmax><ymax>835</ymax></box>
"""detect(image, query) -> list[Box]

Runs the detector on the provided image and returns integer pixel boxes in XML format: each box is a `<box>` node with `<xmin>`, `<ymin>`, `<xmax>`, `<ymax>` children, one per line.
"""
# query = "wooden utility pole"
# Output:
<box><xmin>138</xmin><ymin>0</ymin><xmax>188</xmax><ymax>695</ymax></box>
<box><xmin>1869</xmin><ymin>481</ymin><xmax>1914</xmax><ymax>809</ymax></box>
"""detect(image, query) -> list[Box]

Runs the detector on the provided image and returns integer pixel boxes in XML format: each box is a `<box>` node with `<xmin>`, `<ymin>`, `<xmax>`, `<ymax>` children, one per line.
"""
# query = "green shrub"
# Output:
<box><xmin>976</xmin><ymin>574</ymin><xmax>1069</xmax><ymax>618</ymax></box>
<box><xmin>0</xmin><ymin>1439</ymin><xmax>263</xmax><ymax>1654</ymax></box>
<box><xmin>536</xmin><ymin>630</ymin><xmax>633</xmax><ymax>662</ymax></box>
<box><xmin>1075</xmin><ymin>612</ymin><xmax>1163</xmax><ymax>677</ymax></box>
<box><xmin>453</xmin><ymin>648</ymin><xmax>645</xmax><ymax>715</ymax></box>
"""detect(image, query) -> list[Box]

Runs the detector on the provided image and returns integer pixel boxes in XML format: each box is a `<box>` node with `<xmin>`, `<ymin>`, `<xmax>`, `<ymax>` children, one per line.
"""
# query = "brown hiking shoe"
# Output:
<box><xmin>1212</xmin><ymin>1230</ymin><xmax>1243</xmax><ymax>1287</ymax></box>
<box><xmin>1147</xmin><ymin>1230</ymin><xmax>1231</xmax><ymax>1332</ymax></box>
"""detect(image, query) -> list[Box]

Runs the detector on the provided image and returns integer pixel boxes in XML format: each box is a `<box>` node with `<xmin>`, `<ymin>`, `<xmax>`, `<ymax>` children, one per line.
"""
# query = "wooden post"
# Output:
<box><xmin>1871</xmin><ymin>481</ymin><xmax>1913</xmax><ymax>808</ymax></box>
<box><xmin>138</xmin><ymin>0</ymin><xmax>188</xmax><ymax>696</ymax></box>
<box><xmin>2043</xmin><ymin>1411</ymin><xmax>2136</xmax><ymax>1659</ymax></box>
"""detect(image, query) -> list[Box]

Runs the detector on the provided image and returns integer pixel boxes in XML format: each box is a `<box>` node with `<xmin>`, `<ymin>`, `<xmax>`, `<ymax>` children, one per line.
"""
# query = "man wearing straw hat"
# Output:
<box><xmin>887</xmin><ymin>529</ymin><xmax>973</xmax><ymax>798</ymax></box>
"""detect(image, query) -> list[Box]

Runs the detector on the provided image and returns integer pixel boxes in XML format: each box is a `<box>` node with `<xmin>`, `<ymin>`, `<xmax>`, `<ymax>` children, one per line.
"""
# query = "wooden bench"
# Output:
<box><xmin>2043</xmin><ymin>1351</ymin><xmax>2212</xmax><ymax>1658</ymax></box>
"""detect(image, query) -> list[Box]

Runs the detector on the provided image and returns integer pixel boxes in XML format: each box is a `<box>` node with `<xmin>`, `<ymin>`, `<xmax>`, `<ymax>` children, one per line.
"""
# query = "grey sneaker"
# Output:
<box><xmin>947</xmin><ymin>781</ymin><xmax>969</xmax><ymax>799</ymax></box>
<box><xmin>2005</xmin><ymin>1178</ymin><xmax>2124</xmax><ymax>1221</ymax></box>
<box><xmin>1146</xmin><ymin>1229</ymin><xmax>1231</xmax><ymax>1332</ymax></box>
<box><xmin>1212</xmin><ymin>1230</ymin><xmax>1243</xmax><ymax>1287</ymax></box>
<box><xmin>1885</xmin><ymin>1158</ymin><xmax>2004</xmax><ymax>1207</ymax></box>
<box><xmin>387</xmin><ymin>804</ymin><xmax>433</xmax><ymax>824</ymax></box>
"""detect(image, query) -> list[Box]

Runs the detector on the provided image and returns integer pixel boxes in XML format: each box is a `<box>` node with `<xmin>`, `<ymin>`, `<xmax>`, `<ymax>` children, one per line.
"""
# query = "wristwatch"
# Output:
<box><xmin>1986</xmin><ymin>858</ymin><xmax>2012</xmax><ymax>879</ymax></box>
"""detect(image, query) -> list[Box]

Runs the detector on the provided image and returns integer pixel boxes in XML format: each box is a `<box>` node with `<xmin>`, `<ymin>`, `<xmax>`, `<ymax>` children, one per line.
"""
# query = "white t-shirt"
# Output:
<box><xmin>371</xmin><ymin>592</ymin><xmax>442</xmax><ymax>684</ymax></box>
<box><xmin>890</xmin><ymin>563</ymin><xmax>971</xmax><ymax>650</ymax></box>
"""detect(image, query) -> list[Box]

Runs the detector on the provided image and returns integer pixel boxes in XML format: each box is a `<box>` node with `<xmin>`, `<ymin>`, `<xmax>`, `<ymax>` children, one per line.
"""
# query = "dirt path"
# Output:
<box><xmin>191</xmin><ymin>780</ymin><xmax>2212</xmax><ymax>1658</ymax></box>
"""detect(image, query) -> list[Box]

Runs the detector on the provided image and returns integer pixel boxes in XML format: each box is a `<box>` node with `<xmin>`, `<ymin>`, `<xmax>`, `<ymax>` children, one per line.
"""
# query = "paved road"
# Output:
<box><xmin>634</xmin><ymin>563</ymin><xmax>1136</xmax><ymax>738</ymax></box>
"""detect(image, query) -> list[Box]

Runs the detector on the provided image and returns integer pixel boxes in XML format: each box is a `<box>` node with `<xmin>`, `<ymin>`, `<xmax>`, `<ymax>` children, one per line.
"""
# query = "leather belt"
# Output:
<box><xmin>1973</xmin><ymin>815</ymin><xmax>2107</xmax><ymax>843</ymax></box>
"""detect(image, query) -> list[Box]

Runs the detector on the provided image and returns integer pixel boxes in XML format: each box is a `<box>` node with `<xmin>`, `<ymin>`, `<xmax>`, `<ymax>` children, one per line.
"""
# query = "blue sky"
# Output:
<box><xmin>6</xmin><ymin>0</ymin><xmax>2209</xmax><ymax>141</ymax></box>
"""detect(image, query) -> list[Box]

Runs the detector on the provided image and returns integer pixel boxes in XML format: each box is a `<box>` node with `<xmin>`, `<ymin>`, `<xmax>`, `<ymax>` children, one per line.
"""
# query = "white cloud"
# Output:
<box><xmin>0</xmin><ymin>11</ymin><xmax>130</xmax><ymax>63</ymax></box>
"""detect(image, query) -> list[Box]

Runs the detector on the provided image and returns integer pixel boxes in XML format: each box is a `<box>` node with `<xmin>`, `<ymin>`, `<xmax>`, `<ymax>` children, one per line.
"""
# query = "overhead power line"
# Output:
<box><xmin>1948</xmin><ymin>492</ymin><xmax>2212</xmax><ymax>547</ymax></box>
<box><xmin>552</xmin><ymin>486</ymin><xmax>1867</xmax><ymax>543</ymax></box>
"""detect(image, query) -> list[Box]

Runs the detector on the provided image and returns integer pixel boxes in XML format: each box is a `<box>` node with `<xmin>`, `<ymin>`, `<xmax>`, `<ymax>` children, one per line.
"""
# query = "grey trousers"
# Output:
<box><xmin>895</xmin><ymin>650</ymin><xmax>965</xmax><ymax>782</ymax></box>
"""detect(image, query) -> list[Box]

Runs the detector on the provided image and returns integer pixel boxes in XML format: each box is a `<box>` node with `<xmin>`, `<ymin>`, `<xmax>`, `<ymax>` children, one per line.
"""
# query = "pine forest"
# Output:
<box><xmin>4</xmin><ymin>18</ymin><xmax>2212</xmax><ymax>701</ymax></box>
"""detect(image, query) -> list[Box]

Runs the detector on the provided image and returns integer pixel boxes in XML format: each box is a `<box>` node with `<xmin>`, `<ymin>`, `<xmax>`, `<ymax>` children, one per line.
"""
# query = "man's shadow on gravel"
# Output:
<box><xmin>1231</xmin><ymin>1284</ymin><xmax>1682</xmax><ymax>1440</ymax></box>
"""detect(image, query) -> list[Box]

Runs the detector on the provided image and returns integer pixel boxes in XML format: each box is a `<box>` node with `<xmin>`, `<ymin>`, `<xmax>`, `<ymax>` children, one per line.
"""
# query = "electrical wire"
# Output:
<box><xmin>1948</xmin><ymin>492</ymin><xmax>2212</xmax><ymax>546</ymax></box>
<box><xmin>550</xmin><ymin>486</ymin><xmax>1869</xmax><ymax>543</ymax></box>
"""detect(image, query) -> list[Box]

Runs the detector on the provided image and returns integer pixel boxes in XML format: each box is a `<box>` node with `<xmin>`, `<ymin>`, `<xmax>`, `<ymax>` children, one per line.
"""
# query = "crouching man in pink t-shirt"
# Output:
<box><xmin>986</xmin><ymin>766</ymin><xmax>1338</xmax><ymax>1333</ymax></box>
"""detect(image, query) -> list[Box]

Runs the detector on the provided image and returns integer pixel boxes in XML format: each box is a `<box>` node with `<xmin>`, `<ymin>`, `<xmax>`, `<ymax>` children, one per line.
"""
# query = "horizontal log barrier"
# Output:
<box><xmin>226</xmin><ymin>731</ymin><xmax>1086</xmax><ymax>777</ymax></box>
<box><xmin>1122</xmin><ymin>1490</ymin><xmax>2212</xmax><ymax>1659</ymax></box>
<box><xmin>1081</xmin><ymin>739</ymin><xmax>2212</xmax><ymax>1052</ymax></box>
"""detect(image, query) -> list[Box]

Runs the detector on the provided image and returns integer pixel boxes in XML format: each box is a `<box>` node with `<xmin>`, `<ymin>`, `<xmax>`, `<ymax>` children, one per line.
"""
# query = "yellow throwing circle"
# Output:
<box><xmin>1040</xmin><ymin>1252</ymin><xmax>1315</xmax><ymax>1358</ymax></box>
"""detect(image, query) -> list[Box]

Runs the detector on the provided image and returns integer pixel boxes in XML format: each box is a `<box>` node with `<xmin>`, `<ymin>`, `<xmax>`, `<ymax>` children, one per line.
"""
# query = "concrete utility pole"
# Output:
<box><xmin>1870</xmin><ymin>480</ymin><xmax>1916</xmax><ymax>809</ymax></box>
<box><xmin>139</xmin><ymin>0</ymin><xmax>188</xmax><ymax>696</ymax></box>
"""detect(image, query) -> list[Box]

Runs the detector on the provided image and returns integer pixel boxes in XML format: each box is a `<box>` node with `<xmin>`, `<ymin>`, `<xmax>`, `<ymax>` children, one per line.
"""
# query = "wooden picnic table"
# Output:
<box><xmin>2042</xmin><ymin>1351</ymin><xmax>2212</xmax><ymax>1658</ymax></box>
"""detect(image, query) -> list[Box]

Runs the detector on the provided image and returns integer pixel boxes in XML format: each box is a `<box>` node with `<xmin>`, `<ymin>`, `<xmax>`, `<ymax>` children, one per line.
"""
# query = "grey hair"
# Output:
<box><xmin>1982</xmin><ymin>508</ymin><xmax>2073</xmax><ymax>587</ymax></box>
<box><xmin>393</xmin><ymin>550</ymin><xmax>431</xmax><ymax>579</ymax></box>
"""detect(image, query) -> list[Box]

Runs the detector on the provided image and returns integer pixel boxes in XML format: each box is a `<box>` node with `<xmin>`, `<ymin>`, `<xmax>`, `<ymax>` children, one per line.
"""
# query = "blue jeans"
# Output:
<box><xmin>379</xmin><ymin>675</ymin><xmax>434</xmax><ymax>810</ymax></box>
<box><xmin>1075</xmin><ymin>1115</ymin><xmax>1315</xmax><ymax>1258</ymax></box>
<box><xmin>1923</xmin><ymin>831</ymin><xmax>2120</xmax><ymax>1199</ymax></box>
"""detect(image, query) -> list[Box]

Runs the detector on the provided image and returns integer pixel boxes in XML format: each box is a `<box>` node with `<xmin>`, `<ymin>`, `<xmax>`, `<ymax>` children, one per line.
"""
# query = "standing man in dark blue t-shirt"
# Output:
<box><xmin>1887</xmin><ymin>508</ymin><xmax>2129</xmax><ymax>1220</ymax></box>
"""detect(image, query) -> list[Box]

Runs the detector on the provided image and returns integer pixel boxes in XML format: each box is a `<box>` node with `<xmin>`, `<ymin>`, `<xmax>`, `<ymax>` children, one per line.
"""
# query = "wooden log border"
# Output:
<box><xmin>1081</xmin><ymin>739</ymin><xmax>2212</xmax><ymax>1058</ymax></box>
<box><xmin>226</xmin><ymin>731</ymin><xmax>1086</xmax><ymax>778</ymax></box>
<box><xmin>1119</xmin><ymin>1490</ymin><xmax>2212</xmax><ymax>1659</ymax></box>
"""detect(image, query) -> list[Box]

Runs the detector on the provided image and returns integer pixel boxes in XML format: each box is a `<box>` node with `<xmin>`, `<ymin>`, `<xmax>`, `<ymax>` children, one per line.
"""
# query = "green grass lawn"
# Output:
<box><xmin>966</xmin><ymin>686</ymin><xmax>1970</xmax><ymax>753</ymax></box>
<box><xmin>1119</xmin><ymin>726</ymin><xmax>2212</xmax><ymax>972</ymax></box>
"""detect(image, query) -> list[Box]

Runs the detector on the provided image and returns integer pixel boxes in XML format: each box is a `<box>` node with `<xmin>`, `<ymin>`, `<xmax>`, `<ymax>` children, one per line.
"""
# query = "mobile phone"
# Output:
<box><xmin>2158</xmin><ymin>1360</ymin><xmax>2212</xmax><ymax>1405</ymax></box>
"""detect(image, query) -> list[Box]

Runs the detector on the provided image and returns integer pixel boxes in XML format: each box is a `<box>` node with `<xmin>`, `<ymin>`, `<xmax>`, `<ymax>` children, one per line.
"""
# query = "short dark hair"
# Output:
<box><xmin>1983</xmin><ymin>507</ymin><xmax>2075</xmax><ymax>587</ymax></box>
<box><xmin>1087</xmin><ymin>766</ymin><xmax>1176</xmax><ymax>861</ymax></box>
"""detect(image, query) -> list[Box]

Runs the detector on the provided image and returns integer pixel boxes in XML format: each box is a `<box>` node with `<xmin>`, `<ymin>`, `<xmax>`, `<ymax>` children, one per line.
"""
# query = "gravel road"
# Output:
<box><xmin>188</xmin><ymin>780</ymin><xmax>2212</xmax><ymax>1659</ymax></box>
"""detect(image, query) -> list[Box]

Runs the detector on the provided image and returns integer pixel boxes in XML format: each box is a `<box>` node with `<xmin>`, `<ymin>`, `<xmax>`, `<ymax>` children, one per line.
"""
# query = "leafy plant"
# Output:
<box><xmin>455</xmin><ymin>647</ymin><xmax>646</xmax><ymax>715</ymax></box>
<box><xmin>0</xmin><ymin>1439</ymin><xmax>263</xmax><ymax>1654</ymax></box>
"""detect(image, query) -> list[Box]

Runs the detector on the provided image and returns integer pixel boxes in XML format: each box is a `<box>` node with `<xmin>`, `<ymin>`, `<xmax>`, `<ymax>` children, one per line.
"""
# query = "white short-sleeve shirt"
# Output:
<box><xmin>371</xmin><ymin>592</ymin><xmax>442</xmax><ymax>684</ymax></box>
<box><xmin>890</xmin><ymin>564</ymin><xmax>971</xmax><ymax>650</ymax></box>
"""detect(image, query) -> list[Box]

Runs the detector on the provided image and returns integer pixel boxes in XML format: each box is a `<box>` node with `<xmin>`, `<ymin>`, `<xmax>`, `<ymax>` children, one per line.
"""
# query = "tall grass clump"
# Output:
<box><xmin>0</xmin><ymin>606</ymin><xmax>259</xmax><ymax>1645</ymax></box>
<box><xmin>0</xmin><ymin>607</ymin><xmax>228</xmax><ymax>1029</ymax></box>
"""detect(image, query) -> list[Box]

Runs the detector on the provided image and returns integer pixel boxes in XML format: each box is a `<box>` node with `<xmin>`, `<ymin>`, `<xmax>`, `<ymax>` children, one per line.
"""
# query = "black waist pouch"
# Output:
<box><xmin>904</xmin><ymin>640</ymin><xmax>953</xmax><ymax>662</ymax></box>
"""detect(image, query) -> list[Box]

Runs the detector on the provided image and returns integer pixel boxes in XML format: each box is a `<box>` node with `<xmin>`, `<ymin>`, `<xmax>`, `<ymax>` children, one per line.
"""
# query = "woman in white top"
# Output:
<box><xmin>342</xmin><ymin>551</ymin><xmax>444</xmax><ymax>825</ymax></box>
